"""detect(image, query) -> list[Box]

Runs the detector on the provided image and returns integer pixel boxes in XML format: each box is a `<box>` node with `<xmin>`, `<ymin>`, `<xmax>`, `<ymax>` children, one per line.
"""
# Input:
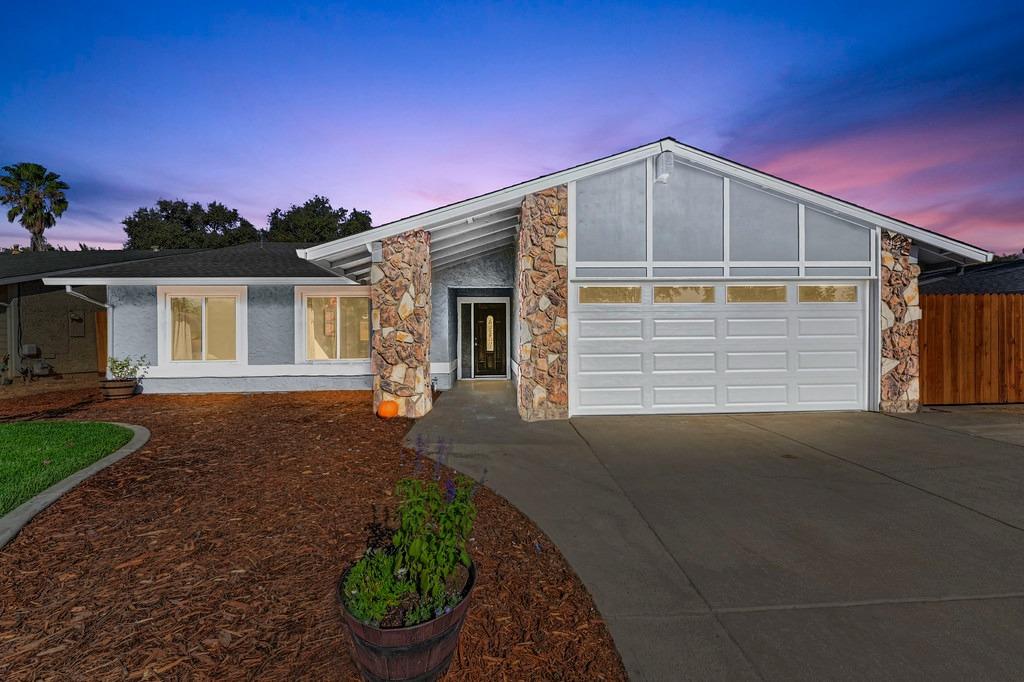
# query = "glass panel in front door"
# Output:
<box><xmin>473</xmin><ymin>302</ymin><xmax>506</xmax><ymax>377</ymax></box>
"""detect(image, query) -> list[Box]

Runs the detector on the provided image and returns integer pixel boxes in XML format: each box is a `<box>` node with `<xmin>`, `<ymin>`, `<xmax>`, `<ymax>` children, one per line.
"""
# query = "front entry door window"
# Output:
<box><xmin>468</xmin><ymin>302</ymin><xmax>507</xmax><ymax>378</ymax></box>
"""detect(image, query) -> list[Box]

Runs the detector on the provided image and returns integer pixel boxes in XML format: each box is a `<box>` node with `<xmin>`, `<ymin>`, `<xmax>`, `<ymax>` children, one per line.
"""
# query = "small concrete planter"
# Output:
<box><xmin>0</xmin><ymin>423</ymin><xmax>150</xmax><ymax>549</ymax></box>
<box><xmin>100</xmin><ymin>378</ymin><xmax>138</xmax><ymax>399</ymax></box>
<box><xmin>339</xmin><ymin>562</ymin><xmax>476</xmax><ymax>682</ymax></box>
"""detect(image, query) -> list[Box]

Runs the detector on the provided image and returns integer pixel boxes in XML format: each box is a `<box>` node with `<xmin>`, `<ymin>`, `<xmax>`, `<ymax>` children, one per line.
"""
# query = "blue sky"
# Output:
<box><xmin>2</xmin><ymin>1</ymin><xmax>1022</xmax><ymax>251</ymax></box>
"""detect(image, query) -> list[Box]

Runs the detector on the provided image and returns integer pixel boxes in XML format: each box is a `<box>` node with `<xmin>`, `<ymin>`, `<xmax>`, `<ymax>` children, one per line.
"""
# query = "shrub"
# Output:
<box><xmin>342</xmin><ymin>445</ymin><xmax>479</xmax><ymax>627</ymax></box>
<box><xmin>108</xmin><ymin>354</ymin><xmax>149</xmax><ymax>380</ymax></box>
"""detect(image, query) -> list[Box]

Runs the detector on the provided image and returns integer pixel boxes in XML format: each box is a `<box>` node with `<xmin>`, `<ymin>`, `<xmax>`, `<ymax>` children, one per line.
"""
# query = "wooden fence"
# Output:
<box><xmin>920</xmin><ymin>293</ymin><xmax>1024</xmax><ymax>405</ymax></box>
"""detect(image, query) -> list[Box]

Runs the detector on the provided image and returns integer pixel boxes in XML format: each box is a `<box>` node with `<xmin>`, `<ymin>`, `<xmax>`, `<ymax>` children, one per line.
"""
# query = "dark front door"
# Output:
<box><xmin>473</xmin><ymin>302</ymin><xmax>506</xmax><ymax>377</ymax></box>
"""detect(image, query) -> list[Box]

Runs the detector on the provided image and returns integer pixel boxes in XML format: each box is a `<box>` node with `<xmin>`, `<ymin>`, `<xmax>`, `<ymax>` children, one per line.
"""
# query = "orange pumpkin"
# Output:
<box><xmin>377</xmin><ymin>400</ymin><xmax>399</xmax><ymax>419</ymax></box>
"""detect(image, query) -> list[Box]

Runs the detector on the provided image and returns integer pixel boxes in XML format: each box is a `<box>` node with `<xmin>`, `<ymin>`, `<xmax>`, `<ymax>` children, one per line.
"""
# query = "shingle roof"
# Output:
<box><xmin>47</xmin><ymin>241</ymin><xmax>343</xmax><ymax>279</ymax></box>
<box><xmin>0</xmin><ymin>248</ymin><xmax>196</xmax><ymax>285</ymax></box>
<box><xmin>920</xmin><ymin>260</ymin><xmax>1024</xmax><ymax>294</ymax></box>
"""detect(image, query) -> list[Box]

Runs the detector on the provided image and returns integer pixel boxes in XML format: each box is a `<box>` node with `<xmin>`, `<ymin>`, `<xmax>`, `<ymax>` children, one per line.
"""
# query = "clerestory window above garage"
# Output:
<box><xmin>571</xmin><ymin>153</ymin><xmax>877</xmax><ymax>280</ymax></box>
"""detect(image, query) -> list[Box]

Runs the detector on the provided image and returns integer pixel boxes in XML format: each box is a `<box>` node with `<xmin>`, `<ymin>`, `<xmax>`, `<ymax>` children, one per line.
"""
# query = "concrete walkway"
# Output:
<box><xmin>409</xmin><ymin>382</ymin><xmax>1024</xmax><ymax>681</ymax></box>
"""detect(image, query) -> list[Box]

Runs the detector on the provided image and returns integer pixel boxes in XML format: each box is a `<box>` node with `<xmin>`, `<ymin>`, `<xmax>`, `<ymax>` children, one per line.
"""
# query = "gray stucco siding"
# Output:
<box><xmin>430</xmin><ymin>247</ymin><xmax>515</xmax><ymax>364</ymax></box>
<box><xmin>108</xmin><ymin>285</ymin><xmax>158</xmax><ymax>362</ymax></box>
<box><xmin>247</xmin><ymin>285</ymin><xmax>294</xmax><ymax>365</ymax></box>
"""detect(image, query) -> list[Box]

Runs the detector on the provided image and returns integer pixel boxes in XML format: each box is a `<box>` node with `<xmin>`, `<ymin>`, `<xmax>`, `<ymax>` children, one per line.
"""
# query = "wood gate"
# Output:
<box><xmin>920</xmin><ymin>294</ymin><xmax>1024</xmax><ymax>404</ymax></box>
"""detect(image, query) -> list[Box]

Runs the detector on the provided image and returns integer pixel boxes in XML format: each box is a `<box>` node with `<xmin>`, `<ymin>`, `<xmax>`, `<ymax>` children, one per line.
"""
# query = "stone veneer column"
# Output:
<box><xmin>516</xmin><ymin>186</ymin><xmax>569</xmax><ymax>421</ymax></box>
<box><xmin>880</xmin><ymin>231</ymin><xmax>921</xmax><ymax>413</ymax></box>
<box><xmin>370</xmin><ymin>230</ymin><xmax>432</xmax><ymax>418</ymax></box>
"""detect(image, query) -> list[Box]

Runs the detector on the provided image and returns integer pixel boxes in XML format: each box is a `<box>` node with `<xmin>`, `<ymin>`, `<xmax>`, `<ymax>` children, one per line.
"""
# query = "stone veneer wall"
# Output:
<box><xmin>516</xmin><ymin>186</ymin><xmax>569</xmax><ymax>421</ymax></box>
<box><xmin>880</xmin><ymin>231</ymin><xmax>921</xmax><ymax>413</ymax></box>
<box><xmin>370</xmin><ymin>230</ymin><xmax>432</xmax><ymax>417</ymax></box>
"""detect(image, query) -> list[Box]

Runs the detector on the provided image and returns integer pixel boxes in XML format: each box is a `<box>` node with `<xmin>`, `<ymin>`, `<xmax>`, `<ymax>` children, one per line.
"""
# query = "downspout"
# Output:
<box><xmin>64</xmin><ymin>285</ymin><xmax>113</xmax><ymax>378</ymax></box>
<box><xmin>0</xmin><ymin>300</ymin><xmax>8</xmax><ymax>383</ymax></box>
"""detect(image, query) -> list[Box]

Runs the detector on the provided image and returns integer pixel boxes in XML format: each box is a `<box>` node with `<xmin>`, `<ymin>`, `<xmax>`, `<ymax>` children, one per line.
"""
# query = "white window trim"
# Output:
<box><xmin>293</xmin><ymin>285</ymin><xmax>371</xmax><ymax>365</ymax></box>
<box><xmin>157</xmin><ymin>286</ymin><xmax>248</xmax><ymax>372</ymax></box>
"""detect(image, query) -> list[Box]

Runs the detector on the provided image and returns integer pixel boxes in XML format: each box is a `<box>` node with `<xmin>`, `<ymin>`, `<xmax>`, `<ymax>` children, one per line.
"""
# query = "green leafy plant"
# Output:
<box><xmin>343</xmin><ymin>441</ymin><xmax>480</xmax><ymax>627</ymax></box>
<box><xmin>342</xmin><ymin>549</ymin><xmax>415</xmax><ymax>625</ymax></box>
<box><xmin>392</xmin><ymin>476</ymin><xmax>476</xmax><ymax>604</ymax></box>
<box><xmin>108</xmin><ymin>354</ymin><xmax>149</xmax><ymax>381</ymax></box>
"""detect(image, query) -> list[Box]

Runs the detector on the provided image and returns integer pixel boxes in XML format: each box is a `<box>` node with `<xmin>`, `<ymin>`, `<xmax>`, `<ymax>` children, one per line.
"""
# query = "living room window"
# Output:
<box><xmin>168</xmin><ymin>294</ymin><xmax>239</xmax><ymax>361</ymax></box>
<box><xmin>302</xmin><ymin>291</ymin><xmax>370</xmax><ymax>361</ymax></box>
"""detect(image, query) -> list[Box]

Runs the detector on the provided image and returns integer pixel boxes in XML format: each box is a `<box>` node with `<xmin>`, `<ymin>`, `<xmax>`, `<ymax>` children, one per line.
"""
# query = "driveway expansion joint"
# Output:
<box><xmin>568</xmin><ymin>419</ymin><xmax>769</xmax><ymax>682</ymax></box>
<box><xmin>730</xmin><ymin>414</ymin><xmax>1024</xmax><ymax>535</ymax></box>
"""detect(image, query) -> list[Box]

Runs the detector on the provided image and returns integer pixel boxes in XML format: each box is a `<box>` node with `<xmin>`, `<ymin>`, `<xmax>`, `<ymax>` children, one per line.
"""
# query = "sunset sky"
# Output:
<box><xmin>2</xmin><ymin>2</ymin><xmax>1021</xmax><ymax>252</ymax></box>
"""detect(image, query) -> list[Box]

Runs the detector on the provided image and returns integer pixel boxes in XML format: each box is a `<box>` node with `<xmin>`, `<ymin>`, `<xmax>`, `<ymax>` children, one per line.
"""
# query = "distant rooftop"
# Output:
<box><xmin>920</xmin><ymin>259</ymin><xmax>1024</xmax><ymax>294</ymax></box>
<box><xmin>0</xmin><ymin>248</ymin><xmax>197</xmax><ymax>285</ymax></box>
<box><xmin>40</xmin><ymin>241</ymin><xmax>349</xmax><ymax>280</ymax></box>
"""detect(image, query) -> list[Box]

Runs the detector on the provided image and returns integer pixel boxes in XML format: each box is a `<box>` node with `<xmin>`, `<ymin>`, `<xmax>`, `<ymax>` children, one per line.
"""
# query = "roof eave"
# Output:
<box><xmin>42</xmin><ymin>276</ymin><xmax>360</xmax><ymax>286</ymax></box>
<box><xmin>298</xmin><ymin>136</ymin><xmax>992</xmax><ymax>266</ymax></box>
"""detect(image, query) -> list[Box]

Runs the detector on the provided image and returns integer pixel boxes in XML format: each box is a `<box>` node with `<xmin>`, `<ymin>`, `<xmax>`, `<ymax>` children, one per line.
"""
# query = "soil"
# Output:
<box><xmin>0</xmin><ymin>389</ymin><xmax>626</xmax><ymax>681</ymax></box>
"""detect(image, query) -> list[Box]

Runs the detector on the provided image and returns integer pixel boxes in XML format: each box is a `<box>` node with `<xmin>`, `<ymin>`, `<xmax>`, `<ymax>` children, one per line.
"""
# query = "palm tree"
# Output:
<box><xmin>0</xmin><ymin>163</ymin><xmax>70</xmax><ymax>251</ymax></box>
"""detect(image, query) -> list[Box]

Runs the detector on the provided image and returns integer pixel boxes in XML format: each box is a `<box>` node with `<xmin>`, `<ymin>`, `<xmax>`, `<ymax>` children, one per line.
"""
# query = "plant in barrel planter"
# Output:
<box><xmin>340</xmin><ymin>442</ymin><xmax>480</xmax><ymax>681</ymax></box>
<box><xmin>101</xmin><ymin>355</ymin><xmax>149</xmax><ymax>399</ymax></box>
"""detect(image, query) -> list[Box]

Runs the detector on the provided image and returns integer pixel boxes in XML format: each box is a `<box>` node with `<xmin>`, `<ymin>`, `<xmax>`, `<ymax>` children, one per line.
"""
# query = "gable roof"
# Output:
<box><xmin>297</xmin><ymin>137</ymin><xmax>992</xmax><ymax>281</ymax></box>
<box><xmin>42</xmin><ymin>242</ymin><xmax>356</xmax><ymax>285</ymax></box>
<box><xmin>0</xmin><ymin>248</ymin><xmax>197</xmax><ymax>286</ymax></box>
<box><xmin>920</xmin><ymin>259</ymin><xmax>1024</xmax><ymax>294</ymax></box>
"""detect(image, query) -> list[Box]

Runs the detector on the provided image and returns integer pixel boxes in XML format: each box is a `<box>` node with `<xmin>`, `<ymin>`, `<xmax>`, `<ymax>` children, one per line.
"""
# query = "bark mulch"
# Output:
<box><xmin>0</xmin><ymin>389</ymin><xmax>626</xmax><ymax>681</ymax></box>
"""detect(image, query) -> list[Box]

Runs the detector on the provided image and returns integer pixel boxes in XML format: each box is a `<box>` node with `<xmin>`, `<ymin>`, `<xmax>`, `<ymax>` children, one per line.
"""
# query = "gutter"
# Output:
<box><xmin>64</xmin><ymin>285</ymin><xmax>110</xmax><ymax>310</ymax></box>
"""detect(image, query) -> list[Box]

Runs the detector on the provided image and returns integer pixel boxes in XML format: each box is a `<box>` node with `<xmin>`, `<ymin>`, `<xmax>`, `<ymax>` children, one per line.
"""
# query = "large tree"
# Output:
<box><xmin>0</xmin><ymin>162</ymin><xmax>70</xmax><ymax>251</ymax></box>
<box><xmin>266</xmin><ymin>195</ymin><xmax>372</xmax><ymax>243</ymax></box>
<box><xmin>122</xmin><ymin>199</ymin><xmax>260</xmax><ymax>249</ymax></box>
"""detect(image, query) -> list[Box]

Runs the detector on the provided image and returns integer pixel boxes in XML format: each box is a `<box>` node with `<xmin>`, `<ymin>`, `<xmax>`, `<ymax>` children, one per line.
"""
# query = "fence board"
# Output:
<box><xmin>921</xmin><ymin>293</ymin><xmax>1024</xmax><ymax>405</ymax></box>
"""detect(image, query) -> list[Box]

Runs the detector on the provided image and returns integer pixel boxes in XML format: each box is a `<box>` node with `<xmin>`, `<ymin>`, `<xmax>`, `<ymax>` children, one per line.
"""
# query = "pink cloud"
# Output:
<box><xmin>755</xmin><ymin>109</ymin><xmax>1024</xmax><ymax>253</ymax></box>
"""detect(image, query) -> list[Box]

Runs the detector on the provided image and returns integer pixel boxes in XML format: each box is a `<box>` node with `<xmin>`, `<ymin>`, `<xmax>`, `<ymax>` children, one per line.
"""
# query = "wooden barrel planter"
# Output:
<box><xmin>99</xmin><ymin>378</ymin><xmax>138</xmax><ymax>400</ymax></box>
<box><xmin>339</xmin><ymin>563</ymin><xmax>476</xmax><ymax>682</ymax></box>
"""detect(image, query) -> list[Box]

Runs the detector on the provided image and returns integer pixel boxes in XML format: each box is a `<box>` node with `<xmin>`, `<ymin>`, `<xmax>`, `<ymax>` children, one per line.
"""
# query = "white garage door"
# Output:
<box><xmin>569</xmin><ymin>281</ymin><xmax>867</xmax><ymax>415</ymax></box>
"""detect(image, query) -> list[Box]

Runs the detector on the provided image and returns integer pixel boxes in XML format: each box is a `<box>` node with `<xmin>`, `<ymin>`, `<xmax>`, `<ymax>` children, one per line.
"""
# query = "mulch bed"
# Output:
<box><xmin>0</xmin><ymin>389</ymin><xmax>626</xmax><ymax>681</ymax></box>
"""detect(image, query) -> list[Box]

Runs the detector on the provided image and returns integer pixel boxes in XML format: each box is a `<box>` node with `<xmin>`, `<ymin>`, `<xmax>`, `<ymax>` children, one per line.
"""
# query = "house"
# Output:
<box><xmin>45</xmin><ymin>138</ymin><xmax>992</xmax><ymax>419</ymax></box>
<box><xmin>0</xmin><ymin>248</ymin><xmax>194</xmax><ymax>382</ymax></box>
<box><xmin>920</xmin><ymin>259</ymin><xmax>1024</xmax><ymax>294</ymax></box>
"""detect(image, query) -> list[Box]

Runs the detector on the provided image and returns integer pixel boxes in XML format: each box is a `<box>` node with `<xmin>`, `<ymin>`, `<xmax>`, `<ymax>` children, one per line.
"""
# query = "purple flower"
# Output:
<box><xmin>444</xmin><ymin>479</ymin><xmax>457</xmax><ymax>502</ymax></box>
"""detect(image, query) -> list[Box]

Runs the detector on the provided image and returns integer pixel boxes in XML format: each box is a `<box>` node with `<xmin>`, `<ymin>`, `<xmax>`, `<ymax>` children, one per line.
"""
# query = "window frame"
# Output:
<box><xmin>653</xmin><ymin>285</ymin><xmax>716</xmax><ymax>304</ymax></box>
<box><xmin>798</xmin><ymin>283</ymin><xmax>860</xmax><ymax>304</ymax></box>
<box><xmin>294</xmin><ymin>286</ymin><xmax>371</xmax><ymax>364</ymax></box>
<box><xmin>578</xmin><ymin>285</ymin><xmax>643</xmax><ymax>305</ymax></box>
<box><xmin>726</xmin><ymin>284</ymin><xmax>789</xmax><ymax>304</ymax></box>
<box><xmin>158</xmin><ymin>286</ymin><xmax>247</xmax><ymax>366</ymax></box>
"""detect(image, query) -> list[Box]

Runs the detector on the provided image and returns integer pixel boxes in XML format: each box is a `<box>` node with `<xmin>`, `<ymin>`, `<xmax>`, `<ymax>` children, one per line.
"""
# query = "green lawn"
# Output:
<box><xmin>0</xmin><ymin>421</ymin><xmax>134</xmax><ymax>516</ymax></box>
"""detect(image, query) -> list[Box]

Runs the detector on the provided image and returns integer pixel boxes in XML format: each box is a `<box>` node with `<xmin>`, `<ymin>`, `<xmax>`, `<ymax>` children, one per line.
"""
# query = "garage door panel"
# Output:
<box><xmin>725</xmin><ymin>351</ymin><xmax>789</xmax><ymax>372</ymax></box>
<box><xmin>652</xmin><ymin>352</ymin><xmax>716</xmax><ymax>373</ymax></box>
<box><xmin>570</xmin><ymin>281</ymin><xmax>867</xmax><ymax>414</ymax></box>
<box><xmin>726</xmin><ymin>318</ymin><xmax>789</xmax><ymax>338</ymax></box>
<box><xmin>653</xmin><ymin>318</ymin><xmax>717</xmax><ymax>339</ymax></box>
<box><xmin>577</xmin><ymin>352</ymin><xmax>643</xmax><ymax>374</ymax></box>
<box><xmin>725</xmin><ymin>384</ymin><xmax>789</xmax><ymax>406</ymax></box>
<box><xmin>578</xmin><ymin>386</ymin><xmax>643</xmax><ymax>408</ymax></box>
<box><xmin>797</xmin><ymin>383</ymin><xmax>860</xmax><ymax>404</ymax></box>
<box><xmin>798</xmin><ymin>350</ymin><xmax>860</xmax><ymax>371</ymax></box>
<box><xmin>798</xmin><ymin>316</ymin><xmax>860</xmax><ymax>337</ymax></box>
<box><xmin>653</xmin><ymin>385</ymin><xmax>717</xmax><ymax>407</ymax></box>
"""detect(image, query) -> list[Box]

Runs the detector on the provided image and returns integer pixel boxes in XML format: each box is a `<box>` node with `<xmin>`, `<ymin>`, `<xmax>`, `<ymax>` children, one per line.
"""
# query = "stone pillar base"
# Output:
<box><xmin>516</xmin><ymin>186</ymin><xmax>569</xmax><ymax>421</ymax></box>
<box><xmin>371</xmin><ymin>230</ymin><xmax>432</xmax><ymax>418</ymax></box>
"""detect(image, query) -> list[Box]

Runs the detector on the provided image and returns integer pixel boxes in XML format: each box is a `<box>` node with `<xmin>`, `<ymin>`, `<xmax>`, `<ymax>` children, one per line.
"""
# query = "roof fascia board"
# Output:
<box><xmin>666</xmin><ymin>141</ymin><xmax>992</xmax><ymax>262</ymax></box>
<box><xmin>298</xmin><ymin>141</ymin><xmax>665</xmax><ymax>262</ymax></box>
<box><xmin>42</xmin><ymin>276</ymin><xmax>358</xmax><ymax>286</ymax></box>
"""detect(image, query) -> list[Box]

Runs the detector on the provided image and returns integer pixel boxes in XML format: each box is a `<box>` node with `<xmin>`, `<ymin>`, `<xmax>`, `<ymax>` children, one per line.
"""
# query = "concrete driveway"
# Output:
<box><xmin>409</xmin><ymin>382</ymin><xmax>1024</xmax><ymax>681</ymax></box>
